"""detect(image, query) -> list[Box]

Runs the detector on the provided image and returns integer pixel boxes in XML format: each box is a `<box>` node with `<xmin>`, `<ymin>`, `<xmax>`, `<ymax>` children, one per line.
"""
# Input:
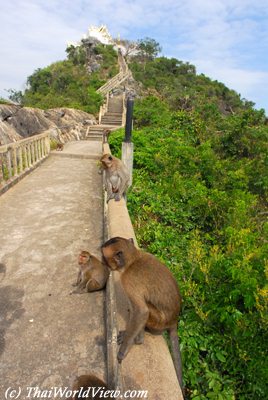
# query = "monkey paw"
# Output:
<box><xmin>117</xmin><ymin>350</ymin><xmax>125</xmax><ymax>363</ymax></box>
<box><xmin>117</xmin><ymin>330</ymin><xmax>125</xmax><ymax>345</ymax></box>
<box><xmin>134</xmin><ymin>332</ymin><xmax>144</xmax><ymax>345</ymax></box>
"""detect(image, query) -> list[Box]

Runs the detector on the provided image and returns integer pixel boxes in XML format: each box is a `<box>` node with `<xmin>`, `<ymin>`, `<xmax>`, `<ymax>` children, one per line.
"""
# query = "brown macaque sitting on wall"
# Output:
<box><xmin>103</xmin><ymin>129</ymin><xmax>111</xmax><ymax>144</ymax></box>
<box><xmin>71</xmin><ymin>251</ymin><xmax>109</xmax><ymax>294</ymax></box>
<box><xmin>101</xmin><ymin>237</ymin><xmax>184</xmax><ymax>392</ymax></box>
<box><xmin>100</xmin><ymin>154</ymin><xmax>130</xmax><ymax>202</ymax></box>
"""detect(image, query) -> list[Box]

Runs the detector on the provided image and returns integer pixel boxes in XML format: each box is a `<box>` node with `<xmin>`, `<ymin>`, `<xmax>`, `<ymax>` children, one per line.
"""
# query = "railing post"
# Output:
<box><xmin>27</xmin><ymin>144</ymin><xmax>32</xmax><ymax>167</ymax></box>
<box><xmin>6</xmin><ymin>150</ymin><xmax>12</xmax><ymax>179</ymax></box>
<box><xmin>41</xmin><ymin>138</ymin><xmax>45</xmax><ymax>158</ymax></box>
<box><xmin>124</xmin><ymin>98</ymin><xmax>134</xmax><ymax>143</ymax></box>
<box><xmin>34</xmin><ymin>140</ymin><xmax>38</xmax><ymax>161</ymax></box>
<box><xmin>12</xmin><ymin>148</ymin><xmax>18</xmax><ymax>176</ymax></box>
<box><xmin>122</xmin><ymin>97</ymin><xmax>134</xmax><ymax>187</ymax></box>
<box><xmin>38</xmin><ymin>139</ymin><xmax>41</xmax><ymax>160</ymax></box>
<box><xmin>18</xmin><ymin>147</ymin><xmax>23</xmax><ymax>173</ymax></box>
<box><xmin>0</xmin><ymin>155</ymin><xmax>4</xmax><ymax>185</ymax></box>
<box><xmin>23</xmin><ymin>145</ymin><xmax>29</xmax><ymax>169</ymax></box>
<box><xmin>31</xmin><ymin>142</ymin><xmax>35</xmax><ymax>164</ymax></box>
<box><xmin>45</xmin><ymin>134</ymin><xmax>50</xmax><ymax>155</ymax></box>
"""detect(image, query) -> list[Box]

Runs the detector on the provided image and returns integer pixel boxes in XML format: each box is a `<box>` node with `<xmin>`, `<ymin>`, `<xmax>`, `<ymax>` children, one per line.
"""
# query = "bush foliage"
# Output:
<box><xmin>17</xmin><ymin>44</ymin><xmax>118</xmax><ymax>114</ymax></box>
<box><xmin>109</xmin><ymin>65</ymin><xmax>268</xmax><ymax>398</ymax></box>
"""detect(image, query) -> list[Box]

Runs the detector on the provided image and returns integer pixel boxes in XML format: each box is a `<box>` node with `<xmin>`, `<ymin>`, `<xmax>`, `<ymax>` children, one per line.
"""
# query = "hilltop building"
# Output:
<box><xmin>67</xmin><ymin>25</ymin><xmax>115</xmax><ymax>48</ymax></box>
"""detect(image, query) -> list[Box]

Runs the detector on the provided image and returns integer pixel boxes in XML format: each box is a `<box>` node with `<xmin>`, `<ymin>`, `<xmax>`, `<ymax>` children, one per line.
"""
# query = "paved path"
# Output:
<box><xmin>0</xmin><ymin>141</ymin><xmax>105</xmax><ymax>399</ymax></box>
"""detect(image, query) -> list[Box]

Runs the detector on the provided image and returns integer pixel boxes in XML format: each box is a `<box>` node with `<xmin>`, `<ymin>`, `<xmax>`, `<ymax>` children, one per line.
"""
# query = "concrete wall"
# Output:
<box><xmin>103</xmin><ymin>142</ymin><xmax>183</xmax><ymax>400</ymax></box>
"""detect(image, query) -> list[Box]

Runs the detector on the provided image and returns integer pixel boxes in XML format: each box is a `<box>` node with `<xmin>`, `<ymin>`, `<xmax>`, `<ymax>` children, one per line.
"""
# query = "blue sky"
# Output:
<box><xmin>1</xmin><ymin>0</ymin><xmax>268</xmax><ymax>114</ymax></box>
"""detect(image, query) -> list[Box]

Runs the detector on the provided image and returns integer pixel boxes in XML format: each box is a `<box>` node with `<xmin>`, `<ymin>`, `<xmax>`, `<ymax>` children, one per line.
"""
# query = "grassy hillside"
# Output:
<box><xmin>14</xmin><ymin>43</ymin><xmax>118</xmax><ymax>114</ymax></box>
<box><xmin>109</xmin><ymin>53</ymin><xmax>268</xmax><ymax>400</ymax></box>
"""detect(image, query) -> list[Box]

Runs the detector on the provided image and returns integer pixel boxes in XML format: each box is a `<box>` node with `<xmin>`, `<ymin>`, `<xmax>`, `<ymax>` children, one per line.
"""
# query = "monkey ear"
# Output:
<box><xmin>128</xmin><ymin>238</ymin><xmax>134</xmax><ymax>244</ymax></box>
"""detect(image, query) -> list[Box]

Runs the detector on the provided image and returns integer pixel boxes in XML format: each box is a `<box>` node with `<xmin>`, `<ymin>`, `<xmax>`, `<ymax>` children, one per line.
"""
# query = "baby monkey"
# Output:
<box><xmin>71</xmin><ymin>251</ymin><xmax>109</xmax><ymax>294</ymax></box>
<box><xmin>100</xmin><ymin>153</ymin><xmax>130</xmax><ymax>202</ymax></box>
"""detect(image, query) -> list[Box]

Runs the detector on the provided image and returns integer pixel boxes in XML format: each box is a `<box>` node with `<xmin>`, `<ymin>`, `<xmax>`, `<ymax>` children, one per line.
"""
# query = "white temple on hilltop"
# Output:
<box><xmin>67</xmin><ymin>25</ymin><xmax>115</xmax><ymax>48</ymax></box>
<box><xmin>87</xmin><ymin>25</ymin><xmax>114</xmax><ymax>45</ymax></box>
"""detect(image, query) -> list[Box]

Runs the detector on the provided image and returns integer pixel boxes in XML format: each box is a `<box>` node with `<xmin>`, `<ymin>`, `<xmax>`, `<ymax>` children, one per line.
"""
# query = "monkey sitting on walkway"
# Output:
<box><xmin>71</xmin><ymin>251</ymin><xmax>109</xmax><ymax>294</ymax></box>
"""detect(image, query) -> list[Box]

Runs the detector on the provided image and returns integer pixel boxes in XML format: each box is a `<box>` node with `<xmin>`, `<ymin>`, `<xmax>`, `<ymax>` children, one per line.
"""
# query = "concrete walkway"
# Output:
<box><xmin>0</xmin><ymin>141</ymin><xmax>105</xmax><ymax>399</ymax></box>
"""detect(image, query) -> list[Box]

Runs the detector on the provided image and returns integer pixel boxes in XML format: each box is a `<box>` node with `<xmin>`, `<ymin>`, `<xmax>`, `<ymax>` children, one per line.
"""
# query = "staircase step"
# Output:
<box><xmin>85</xmin><ymin>135</ymin><xmax>103</xmax><ymax>141</ymax></box>
<box><xmin>101</xmin><ymin>121</ymin><xmax>122</xmax><ymax>124</ymax></box>
<box><xmin>100</xmin><ymin>121</ymin><xmax>122</xmax><ymax>126</ymax></box>
<box><xmin>101</xmin><ymin>116</ymin><xmax>122</xmax><ymax>119</ymax></box>
<box><xmin>86</xmin><ymin>129</ymin><xmax>103</xmax><ymax>133</ymax></box>
<box><xmin>104</xmin><ymin>112</ymin><xmax>122</xmax><ymax>116</ymax></box>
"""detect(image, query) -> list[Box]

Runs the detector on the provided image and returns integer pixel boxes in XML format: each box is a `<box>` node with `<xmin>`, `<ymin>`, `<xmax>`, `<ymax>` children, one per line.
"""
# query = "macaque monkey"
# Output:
<box><xmin>101</xmin><ymin>237</ymin><xmax>183</xmax><ymax>390</ymax></box>
<box><xmin>56</xmin><ymin>142</ymin><xmax>64</xmax><ymax>151</ymax></box>
<box><xmin>103</xmin><ymin>129</ymin><xmax>111</xmax><ymax>144</ymax></box>
<box><xmin>100</xmin><ymin>154</ymin><xmax>130</xmax><ymax>202</ymax></box>
<box><xmin>71</xmin><ymin>251</ymin><xmax>109</xmax><ymax>294</ymax></box>
<box><xmin>72</xmin><ymin>375</ymin><xmax>111</xmax><ymax>400</ymax></box>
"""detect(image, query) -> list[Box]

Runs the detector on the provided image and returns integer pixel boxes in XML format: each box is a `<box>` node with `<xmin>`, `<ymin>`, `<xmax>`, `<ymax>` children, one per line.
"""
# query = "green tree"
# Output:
<box><xmin>137</xmin><ymin>37</ymin><xmax>162</xmax><ymax>60</ymax></box>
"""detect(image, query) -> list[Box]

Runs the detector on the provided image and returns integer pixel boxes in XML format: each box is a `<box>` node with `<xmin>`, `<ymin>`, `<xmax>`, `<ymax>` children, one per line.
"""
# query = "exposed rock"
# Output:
<box><xmin>87</xmin><ymin>61</ymin><xmax>101</xmax><ymax>73</ymax></box>
<box><xmin>0</xmin><ymin>104</ymin><xmax>21</xmax><ymax>122</ymax></box>
<box><xmin>44</xmin><ymin>108</ymin><xmax>96</xmax><ymax>127</ymax></box>
<box><xmin>8</xmin><ymin>107</ymin><xmax>54</xmax><ymax>138</ymax></box>
<box><xmin>0</xmin><ymin>105</ymin><xmax>26</xmax><ymax>145</ymax></box>
<box><xmin>0</xmin><ymin>120</ymin><xmax>22</xmax><ymax>145</ymax></box>
<box><xmin>44</xmin><ymin>108</ymin><xmax>96</xmax><ymax>142</ymax></box>
<box><xmin>0</xmin><ymin>105</ymin><xmax>97</xmax><ymax>145</ymax></box>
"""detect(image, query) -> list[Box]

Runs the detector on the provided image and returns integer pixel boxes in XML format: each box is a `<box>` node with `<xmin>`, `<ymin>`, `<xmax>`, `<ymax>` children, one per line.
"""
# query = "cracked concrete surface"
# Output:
<box><xmin>0</xmin><ymin>141</ymin><xmax>106</xmax><ymax>399</ymax></box>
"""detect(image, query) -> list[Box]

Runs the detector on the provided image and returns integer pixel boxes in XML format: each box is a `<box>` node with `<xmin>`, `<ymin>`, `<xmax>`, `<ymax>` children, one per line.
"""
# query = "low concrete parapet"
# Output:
<box><xmin>0</xmin><ymin>131</ymin><xmax>50</xmax><ymax>195</ymax></box>
<box><xmin>103</xmin><ymin>142</ymin><xmax>183</xmax><ymax>399</ymax></box>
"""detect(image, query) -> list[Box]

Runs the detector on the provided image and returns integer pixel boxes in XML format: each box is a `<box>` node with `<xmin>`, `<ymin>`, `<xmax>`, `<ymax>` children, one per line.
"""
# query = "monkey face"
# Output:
<box><xmin>78</xmin><ymin>251</ymin><xmax>90</xmax><ymax>265</ymax></box>
<box><xmin>103</xmin><ymin>250</ymin><xmax>124</xmax><ymax>270</ymax></box>
<box><xmin>100</xmin><ymin>154</ymin><xmax>113</xmax><ymax>169</ymax></box>
<box><xmin>101</xmin><ymin>237</ymin><xmax>134</xmax><ymax>270</ymax></box>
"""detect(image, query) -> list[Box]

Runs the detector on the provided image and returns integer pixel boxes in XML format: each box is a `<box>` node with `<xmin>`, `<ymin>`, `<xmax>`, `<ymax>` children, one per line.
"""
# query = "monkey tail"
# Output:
<box><xmin>169</xmin><ymin>326</ymin><xmax>184</xmax><ymax>395</ymax></box>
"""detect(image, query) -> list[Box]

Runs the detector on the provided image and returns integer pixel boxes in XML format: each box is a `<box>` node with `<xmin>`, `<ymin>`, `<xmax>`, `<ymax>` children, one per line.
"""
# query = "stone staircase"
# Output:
<box><xmin>85</xmin><ymin>51</ymin><xmax>130</xmax><ymax>140</ymax></box>
<box><xmin>85</xmin><ymin>125</ymin><xmax>106</xmax><ymax>141</ymax></box>
<box><xmin>85</xmin><ymin>96</ymin><xmax>124</xmax><ymax>140</ymax></box>
<box><xmin>100</xmin><ymin>96</ymin><xmax>123</xmax><ymax>126</ymax></box>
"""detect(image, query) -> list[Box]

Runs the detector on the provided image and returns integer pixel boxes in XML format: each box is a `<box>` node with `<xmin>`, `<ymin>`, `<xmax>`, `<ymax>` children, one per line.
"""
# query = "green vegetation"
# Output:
<box><xmin>11</xmin><ymin>43</ymin><xmax>118</xmax><ymax>114</ymax></box>
<box><xmin>109</xmin><ymin>53</ymin><xmax>268</xmax><ymax>399</ymax></box>
<box><xmin>5</xmin><ymin>33</ymin><xmax>267</xmax><ymax>398</ymax></box>
<box><xmin>137</xmin><ymin>37</ymin><xmax>162</xmax><ymax>61</ymax></box>
<box><xmin>129</xmin><ymin>55</ymin><xmax>255</xmax><ymax>116</ymax></box>
<box><xmin>0</xmin><ymin>97</ymin><xmax>12</xmax><ymax>104</ymax></box>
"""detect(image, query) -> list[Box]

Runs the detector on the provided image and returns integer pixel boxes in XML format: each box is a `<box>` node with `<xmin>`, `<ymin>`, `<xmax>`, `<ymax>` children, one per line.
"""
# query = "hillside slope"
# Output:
<box><xmin>109</xmin><ymin>47</ymin><xmax>268</xmax><ymax>400</ymax></box>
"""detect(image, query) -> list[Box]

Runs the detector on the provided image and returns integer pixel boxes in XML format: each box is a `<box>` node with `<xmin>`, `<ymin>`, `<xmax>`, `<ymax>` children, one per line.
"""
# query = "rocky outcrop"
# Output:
<box><xmin>0</xmin><ymin>105</ymin><xmax>25</xmax><ymax>144</ymax></box>
<box><xmin>0</xmin><ymin>120</ymin><xmax>22</xmax><ymax>145</ymax></box>
<box><xmin>0</xmin><ymin>105</ymin><xmax>97</xmax><ymax>145</ymax></box>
